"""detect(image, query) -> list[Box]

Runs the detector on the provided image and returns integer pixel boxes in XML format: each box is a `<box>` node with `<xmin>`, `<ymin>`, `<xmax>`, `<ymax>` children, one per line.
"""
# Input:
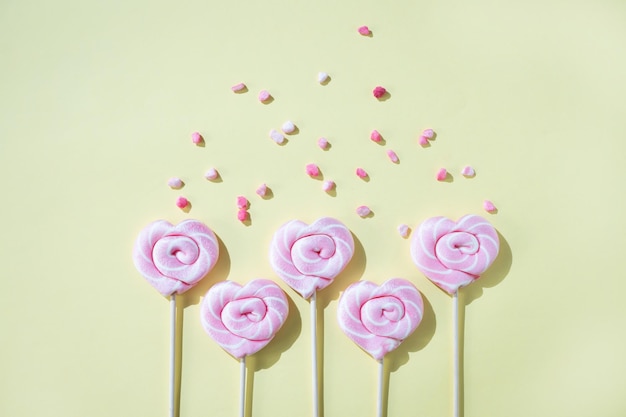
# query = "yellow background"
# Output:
<box><xmin>2</xmin><ymin>0</ymin><xmax>625</xmax><ymax>416</ymax></box>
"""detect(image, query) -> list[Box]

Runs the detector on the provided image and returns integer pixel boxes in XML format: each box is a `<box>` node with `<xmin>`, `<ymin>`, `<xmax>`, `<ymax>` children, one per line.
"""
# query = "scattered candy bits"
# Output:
<box><xmin>419</xmin><ymin>128</ymin><xmax>434</xmax><ymax>146</ymax></box>
<box><xmin>461</xmin><ymin>165</ymin><xmax>476</xmax><ymax>177</ymax></box>
<box><xmin>176</xmin><ymin>196</ymin><xmax>189</xmax><ymax>209</ymax></box>
<box><xmin>306</xmin><ymin>163</ymin><xmax>320</xmax><ymax>177</ymax></box>
<box><xmin>483</xmin><ymin>200</ymin><xmax>497</xmax><ymax>213</ymax></box>
<box><xmin>356</xmin><ymin>205</ymin><xmax>371</xmax><ymax>217</ymax></box>
<box><xmin>204</xmin><ymin>168</ymin><xmax>219</xmax><ymax>180</ymax></box>
<box><xmin>318</xmin><ymin>72</ymin><xmax>329</xmax><ymax>84</ymax></box>
<box><xmin>269</xmin><ymin>129</ymin><xmax>285</xmax><ymax>144</ymax></box>
<box><xmin>237</xmin><ymin>196</ymin><xmax>249</xmax><ymax>209</ymax></box>
<box><xmin>318</xmin><ymin>137</ymin><xmax>329</xmax><ymax>149</ymax></box>
<box><xmin>356</xmin><ymin>168</ymin><xmax>368</xmax><ymax>178</ymax></box>
<box><xmin>231</xmin><ymin>82</ymin><xmax>246</xmax><ymax>92</ymax></box>
<box><xmin>237</xmin><ymin>208</ymin><xmax>248</xmax><ymax>222</ymax></box>
<box><xmin>373</xmin><ymin>86</ymin><xmax>387</xmax><ymax>99</ymax></box>
<box><xmin>167</xmin><ymin>177</ymin><xmax>183</xmax><ymax>189</ymax></box>
<box><xmin>358</xmin><ymin>25</ymin><xmax>371</xmax><ymax>36</ymax></box>
<box><xmin>256</xmin><ymin>183</ymin><xmax>267</xmax><ymax>197</ymax></box>
<box><xmin>436</xmin><ymin>168</ymin><xmax>448</xmax><ymax>181</ymax></box>
<box><xmin>281</xmin><ymin>121</ymin><xmax>296</xmax><ymax>134</ymax></box>
<box><xmin>397</xmin><ymin>224</ymin><xmax>410</xmax><ymax>238</ymax></box>
<box><xmin>258</xmin><ymin>90</ymin><xmax>271</xmax><ymax>102</ymax></box>
<box><xmin>191</xmin><ymin>132</ymin><xmax>203</xmax><ymax>144</ymax></box>
<box><xmin>386</xmin><ymin>149</ymin><xmax>399</xmax><ymax>163</ymax></box>
<box><xmin>322</xmin><ymin>180</ymin><xmax>335</xmax><ymax>192</ymax></box>
<box><xmin>370</xmin><ymin>130</ymin><xmax>382</xmax><ymax>143</ymax></box>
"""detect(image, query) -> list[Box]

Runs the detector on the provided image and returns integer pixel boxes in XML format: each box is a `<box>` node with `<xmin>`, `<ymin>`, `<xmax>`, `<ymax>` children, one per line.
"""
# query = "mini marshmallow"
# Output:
<box><xmin>269</xmin><ymin>129</ymin><xmax>285</xmax><ymax>144</ymax></box>
<box><xmin>373</xmin><ymin>86</ymin><xmax>386</xmax><ymax>98</ymax></box>
<box><xmin>356</xmin><ymin>168</ymin><xmax>368</xmax><ymax>178</ymax></box>
<box><xmin>356</xmin><ymin>205</ymin><xmax>371</xmax><ymax>217</ymax></box>
<box><xmin>281</xmin><ymin>121</ymin><xmax>296</xmax><ymax>134</ymax></box>
<box><xmin>231</xmin><ymin>82</ymin><xmax>246</xmax><ymax>92</ymax></box>
<box><xmin>462</xmin><ymin>165</ymin><xmax>476</xmax><ymax>177</ymax></box>
<box><xmin>168</xmin><ymin>177</ymin><xmax>183</xmax><ymax>188</ymax></box>
<box><xmin>436</xmin><ymin>168</ymin><xmax>448</xmax><ymax>181</ymax></box>
<box><xmin>483</xmin><ymin>200</ymin><xmax>497</xmax><ymax>212</ymax></box>
<box><xmin>386</xmin><ymin>149</ymin><xmax>399</xmax><ymax>163</ymax></box>
<box><xmin>322</xmin><ymin>180</ymin><xmax>335</xmax><ymax>192</ymax></box>
<box><xmin>422</xmin><ymin>129</ymin><xmax>434</xmax><ymax>139</ymax></box>
<box><xmin>237</xmin><ymin>209</ymin><xmax>248</xmax><ymax>222</ymax></box>
<box><xmin>306</xmin><ymin>163</ymin><xmax>320</xmax><ymax>177</ymax></box>
<box><xmin>370</xmin><ymin>130</ymin><xmax>382</xmax><ymax>143</ymax></box>
<box><xmin>397</xmin><ymin>224</ymin><xmax>410</xmax><ymax>238</ymax></box>
<box><xmin>258</xmin><ymin>90</ymin><xmax>271</xmax><ymax>102</ymax></box>
<box><xmin>191</xmin><ymin>132</ymin><xmax>203</xmax><ymax>144</ymax></box>
<box><xmin>176</xmin><ymin>196</ymin><xmax>189</xmax><ymax>209</ymax></box>
<box><xmin>358</xmin><ymin>25</ymin><xmax>370</xmax><ymax>35</ymax></box>
<box><xmin>237</xmin><ymin>196</ymin><xmax>248</xmax><ymax>209</ymax></box>
<box><xmin>256</xmin><ymin>183</ymin><xmax>267</xmax><ymax>197</ymax></box>
<box><xmin>204</xmin><ymin>168</ymin><xmax>219</xmax><ymax>180</ymax></box>
<box><xmin>318</xmin><ymin>72</ymin><xmax>329</xmax><ymax>83</ymax></box>
<box><xmin>318</xmin><ymin>137</ymin><xmax>329</xmax><ymax>149</ymax></box>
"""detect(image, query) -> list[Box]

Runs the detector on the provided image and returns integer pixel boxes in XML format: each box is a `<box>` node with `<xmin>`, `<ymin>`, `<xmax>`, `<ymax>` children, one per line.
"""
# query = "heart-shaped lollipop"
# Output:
<box><xmin>337</xmin><ymin>278</ymin><xmax>424</xmax><ymax>360</ymax></box>
<box><xmin>410</xmin><ymin>214</ymin><xmax>499</xmax><ymax>294</ymax></box>
<box><xmin>200</xmin><ymin>279</ymin><xmax>289</xmax><ymax>358</ymax></box>
<box><xmin>133</xmin><ymin>219</ymin><xmax>219</xmax><ymax>296</ymax></box>
<box><xmin>269</xmin><ymin>217</ymin><xmax>354</xmax><ymax>299</ymax></box>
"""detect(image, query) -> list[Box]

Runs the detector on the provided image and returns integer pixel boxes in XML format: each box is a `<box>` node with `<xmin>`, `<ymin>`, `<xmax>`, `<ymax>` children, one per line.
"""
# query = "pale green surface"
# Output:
<box><xmin>1</xmin><ymin>0</ymin><xmax>626</xmax><ymax>416</ymax></box>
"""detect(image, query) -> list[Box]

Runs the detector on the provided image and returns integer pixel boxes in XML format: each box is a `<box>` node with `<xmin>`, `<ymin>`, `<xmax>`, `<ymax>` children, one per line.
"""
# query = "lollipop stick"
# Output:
<box><xmin>377</xmin><ymin>358</ymin><xmax>384</xmax><ymax>417</ymax></box>
<box><xmin>240</xmin><ymin>357</ymin><xmax>246</xmax><ymax>417</ymax></box>
<box><xmin>452</xmin><ymin>290</ymin><xmax>459</xmax><ymax>417</ymax></box>
<box><xmin>311</xmin><ymin>292</ymin><xmax>319</xmax><ymax>417</ymax></box>
<box><xmin>169</xmin><ymin>294</ymin><xmax>176</xmax><ymax>417</ymax></box>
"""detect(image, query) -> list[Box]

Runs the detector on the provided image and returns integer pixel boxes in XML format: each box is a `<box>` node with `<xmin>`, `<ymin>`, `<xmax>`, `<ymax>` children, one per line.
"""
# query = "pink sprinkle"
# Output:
<box><xmin>373</xmin><ymin>86</ymin><xmax>387</xmax><ymax>99</ymax></box>
<box><xmin>462</xmin><ymin>166</ymin><xmax>476</xmax><ymax>177</ymax></box>
<box><xmin>397</xmin><ymin>224</ymin><xmax>410</xmax><ymax>238</ymax></box>
<box><xmin>204</xmin><ymin>168</ymin><xmax>219</xmax><ymax>180</ymax></box>
<box><xmin>356</xmin><ymin>205</ymin><xmax>371</xmax><ymax>217</ymax></box>
<box><xmin>231</xmin><ymin>82</ymin><xmax>246</xmax><ymax>92</ymax></box>
<box><xmin>167</xmin><ymin>177</ymin><xmax>183</xmax><ymax>188</ymax></box>
<box><xmin>237</xmin><ymin>209</ymin><xmax>248</xmax><ymax>222</ymax></box>
<box><xmin>258</xmin><ymin>90</ymin><xmax>271</xmax><ymax>102</ymax></box>
<box><xmin>436</xmin><ymin>168</ymin><xmax>448</xmax><ymax>181</ymax></box>
<box><xmin>256</xmin><ymin>183</ymin><xmax>267</xmax><ymax>197</ymax></box>
<box><xmin>386</xmin><ymin>149</ymin><xmax>399</xmax><ymax>163</ymax></box>
<box><xmin>370</xmin><ymin>130</ymin><xmax>382</xmax><ymax>143</ymax></box>
<box><xmin>237</xmin><ymin>196</ymin><xmax>248</xmax><ymax>209</ymax></box>
<box><xmin>418</xmin><ymin>136</ymin><xmax>429</xmax><ymax>146</ymax></box>
<box><xmin>322</xmin><ymin>180</ymin><xmax>335</xmax><ymax>192</ymax></box>
<box><xmin>356</xmin><ymin>168</ymin><xmax>368</xmax><ymax>178</ymax></box>
<box><xmin>269</xmin><ymin>129</ymin><xmax>284</xmax><ymax>144</ymax></box>
<box><xmin>176</xmin><ymin>196</ymin><xmax>188</xmax><ymax>209</ymax></box>
<box><xmin>281</xmin><ymin>120</ymin><xmax>296</xmax><ymax>134</ymax></box>
<box><xmin>483</xmin><ymin>200</ymin><xmax>497</xmax><ymax>212</ymax></box>
<box><xmin>358</xmin><ymin>25</ymin><xmax>370</xmax><ymax>36</ymax></box>
<box><xmin>422</xmin><ymin>129</ymin><xmax>434</xmax><ymax>139</ymax></box>
<box><xmin>306</xmin><ymin>163</ymin><xmax>320</xmax><ymax>177</ymax></box>
<box><xmin>191</xmin><ymin>132</ymin><xmax>203</xmax><ymax>144</ymax></box>
<box><xmin>318</xmin><ymin>137</ymin><xmax>328</xmax><ymax>149</ymax></box>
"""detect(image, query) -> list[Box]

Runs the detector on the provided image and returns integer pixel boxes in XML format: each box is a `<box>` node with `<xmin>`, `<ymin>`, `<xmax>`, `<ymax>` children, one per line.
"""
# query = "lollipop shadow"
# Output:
<box><xmin>463</xmin><ymin>231</ymin><xmax>512</xmax><ymax>305</ymax></box>
<box><xmin>181</xmin><ymin>234</ymin><xmax>231</xmax><ymax>308</ymax></box>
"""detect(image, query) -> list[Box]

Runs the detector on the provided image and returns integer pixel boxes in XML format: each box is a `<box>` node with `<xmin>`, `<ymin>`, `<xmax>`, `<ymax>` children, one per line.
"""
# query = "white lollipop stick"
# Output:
<box><xmin>377</xmin><ymin>358</ymin><xmax>384</xmax><ymax>417</ymax></box>
<box><xmin>240</xmin><ymin>357</ymin><xmax>246</xmax><ymax>417</ymax></box>
<box><xmin>452</xmin><ymin>290</ymin><xmax>459</xmax><ymax>417</ymax></box>
<box><xmin>169</xmin><ymin>294</ymin><xmax>176</xmax><ymax>417</ymax></box>
<box><xmin>311</xmin><ymin>292</ymin><xmax>319</xmax><ymax>417</ymax></box>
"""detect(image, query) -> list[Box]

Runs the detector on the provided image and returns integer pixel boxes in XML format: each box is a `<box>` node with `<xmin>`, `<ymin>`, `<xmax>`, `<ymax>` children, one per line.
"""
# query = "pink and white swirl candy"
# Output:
<box><xmin>337</xmin><ymin>279</ymin><xmax>423</xmax><ymax>360</ymax></box>
<box><xmin>200</xmin><ymin>279</ymin><xmax>289</xmax><ymax>359</ymax></box>
<box><xmin>269</xmin><ymin>217</ymin><xmax>355</xmax><ymax>299</ymax></box>
<box><xmin>410</xmin><ymin>214</ymin><xmax>499</xmax><ymax>295</ymax></box>
<box><xmin>132</xmin><ymin>219</ymin><xmax>219</xmax><ymax>296</ymax></box>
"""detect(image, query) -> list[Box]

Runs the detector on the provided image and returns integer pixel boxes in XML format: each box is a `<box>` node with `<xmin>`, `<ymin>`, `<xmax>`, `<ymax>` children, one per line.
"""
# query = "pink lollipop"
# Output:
<box><xmin>269</xmin><ymin>217</ymin><xmax>354</xmax><ymax>299</ymax></box>
<box><xmin>200</xmin><ymin>279</ymin><xmax>288</xmax><ymax>359</ymax></box>
<box><xmin>338</xmin><ymin>278</ymin><xmax>423</xmax><ymax>360</ymax></box>
<box><xmin>410</xmin><ymin>214</ymin><xmax>499</xmax><ymax>295</ymax></box>
<box><xmin>133</xmin><ymin>219</ymin><xmax>219</xmax><ymax>296</ymax></box>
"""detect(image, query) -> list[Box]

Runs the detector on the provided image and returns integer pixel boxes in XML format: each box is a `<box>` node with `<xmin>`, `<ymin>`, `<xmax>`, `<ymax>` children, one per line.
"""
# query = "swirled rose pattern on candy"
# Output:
<box><xmin>410</xmin><ymin>214</ymin><xmax>499</xmax><ymax>295</ymax></box>
<box><xmin>200</xmin><ymin>279</ymin><xmax>289</xmax><ymax>359</ymax></box>
<box><xmin>337</xmin><ymin>279</ymin><xmax>423</xmax><ymax>360</ymax></box>
<box><xmin>132</xmin><ymin>219</ymin><xmax>219</xmax><ymax>296</ymax></box>
<box><xmin>269</xmin><ymin>217</ymin><xmax>355</xmax><ymax>299</ymax></box>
